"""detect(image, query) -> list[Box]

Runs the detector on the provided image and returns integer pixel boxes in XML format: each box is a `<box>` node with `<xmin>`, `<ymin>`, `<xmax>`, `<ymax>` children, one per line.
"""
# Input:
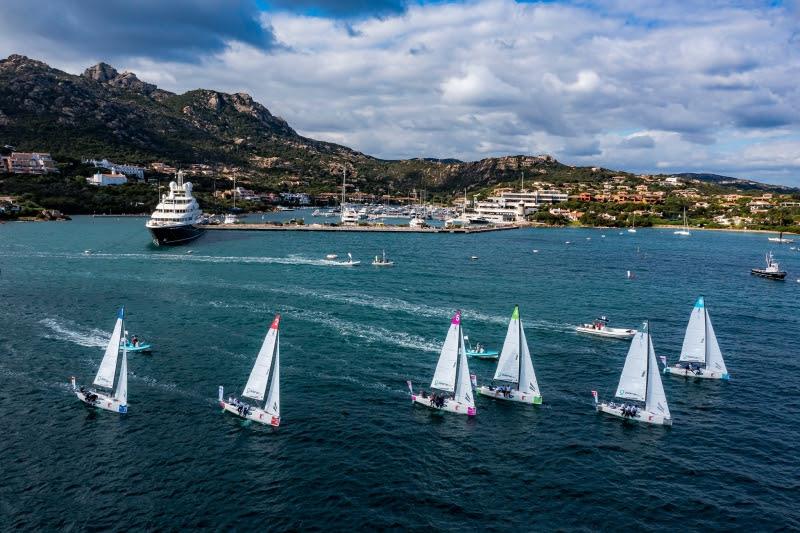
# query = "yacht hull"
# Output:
<box><xmin>596</xmin><ymin>402</ymin><xmax>671</xmax><ymax>426</ymax></box>
<box><xmin>476</xmin><ymin>385</ymin><xmax>542</xmax><ymax>404</ymax></box>
<box><xmin>75</xmin><ymin>390</ymin><xmax>127</xmax><ymax>414</ymax></box>
<box><xmin>147</xmin><ymin>224</ymin><xmax>205</xmax><ymax>246</ymax></box>
<box><xmin>575</xmin><ymin>326</ymin><xmax>637</xmax><ymax>339</ymax></box>
<box><xmin>411</xmin><ymin>394</ymin><xmax>476</xmax><ymax>416</ymax></box>
<box><xmin>664</xmin><ymin>365</ymin><xmax>729</xmax><ymax>380</ymax></box>
<box><xmin>220</xmin><ymin>400</ymin><xmax>280</xmax><ymax>427</ymax></box>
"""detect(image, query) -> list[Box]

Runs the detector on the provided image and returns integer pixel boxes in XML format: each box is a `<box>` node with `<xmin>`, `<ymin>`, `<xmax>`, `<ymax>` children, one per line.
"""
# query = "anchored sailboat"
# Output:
<box><xmin>476</xmin><ymin>305</ymin><xmax>542</xmax><ymax>404</ymax></box>
<box><xmin>71</xmin><ymin>307</ymin><xmax>128</xmax><ymax>414</ymax></box>
<box><xmin>674</xmin><ymin>207</ymin><xmax>691</xmax><ymax>236</ymax></box>
<box><xmin>593</xmin><ymin>321</ymin><xmax>672</xmax><ymax>426</ymax></box>
<box><xmin>408</xmin><ymin>311</ymin><xmax>476</xmax><ymax>416</ymax></box>
<box><xmin>219</xmin><ymin>314</ymin><xmax>281</xmax><ymax>426</ymax></box>
<box><xmin>663</xmin><ymin>297</ymin><xmax>729</xmax><ymax>380</ymax></box>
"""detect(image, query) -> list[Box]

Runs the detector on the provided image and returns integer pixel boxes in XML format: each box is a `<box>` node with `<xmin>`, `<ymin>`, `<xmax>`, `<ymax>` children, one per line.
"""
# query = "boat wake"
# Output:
<box><xmin>39</xmin><ymin>318</ymin><xmax>109</xmax><ymax>348</ymax></box>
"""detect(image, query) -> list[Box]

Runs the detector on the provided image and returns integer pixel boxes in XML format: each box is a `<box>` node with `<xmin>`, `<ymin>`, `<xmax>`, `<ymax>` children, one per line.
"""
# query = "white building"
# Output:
<box><xmin>86</xmin><ymin>172</ymin><xmax>128</xmax><ymax>186</ymax></box>
<box><xmin>86</xmin><ymin>158</ymin><xmax>144</xmax><ymax>180</ymax></box>
<box><xmin>471</xmin><ymin>189</ymin><xmax>568</xmax><ymax>224</ymax></box>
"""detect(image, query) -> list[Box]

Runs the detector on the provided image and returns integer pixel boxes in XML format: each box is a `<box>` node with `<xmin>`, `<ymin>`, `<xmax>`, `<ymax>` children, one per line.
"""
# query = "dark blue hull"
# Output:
<box><xmin>148</xmin><ymin>224</ymin><xmax>205</xmax><ymax>246</ymax></box>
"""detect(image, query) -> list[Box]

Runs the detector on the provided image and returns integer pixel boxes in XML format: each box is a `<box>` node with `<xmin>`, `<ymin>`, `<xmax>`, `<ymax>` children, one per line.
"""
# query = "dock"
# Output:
<box><xmin>203</xmin><ymin>223</ymin><xmax>520</xmax><ymax>234</ymax></box>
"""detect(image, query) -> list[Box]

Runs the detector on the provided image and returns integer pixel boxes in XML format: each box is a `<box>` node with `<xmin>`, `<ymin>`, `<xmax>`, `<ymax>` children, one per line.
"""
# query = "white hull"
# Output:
<box><xmin>220</xmin><ymin>400</ymin><xmax>280</xmax><ymax>426</ymax></box>
<box><xmin>411</xmin><ymin>393</ymin><xmax>476</xmax><ymax>416</ymax></box>
<box><xmin>596</xmin><ymin>402</ymin><xmax>671</xmax><ymax>426</ymax></box>
<box><xmin>674</xmin><ymin>230</ymin><xmax>691</xmax><ymax>236</ymax></box>
<box><xmin>664</xmin><ymin>365</ymin><xmax>729</xmax><ymax>380</ymax></box>
<box><xmin>576</xmin><ymin>325</ymin><xmax>637</xmax><ymax>339</ymax></box>
<box><xmin>476</xmin><ymin>386</ymin><xmax>541</xmax><ymax>405</ymax></box>
<box><xmin>75</xmin><ymin>390</ymin><xmax>127</xmax><ymax>414</ymax></box>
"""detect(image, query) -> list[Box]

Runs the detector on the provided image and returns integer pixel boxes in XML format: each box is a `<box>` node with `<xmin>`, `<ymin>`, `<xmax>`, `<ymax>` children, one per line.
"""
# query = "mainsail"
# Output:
<box><xmin>645</xmin><ymin>331</ymin><xmax>670</xmax><ymax>418</ymax></box>
<box><xmin>94</xmin><ymin>308</ymin><xmax>124</xmax><ymax>389</ymax></box>
<box><xmin>494</xmin><ymin>306</ymin><xmax>539</xmax><ymax>395</ymax></box>
<box><xmin>615</xmin><ymin>323</ymin><xmax>648</xmax><ymax>401</ymax></box>
<box><xmin>431</xmin><ymin>311</ymin><xmax>462</xmax><ymax>392</ymax></box>
<box><xmin>243</xmin><ymin>315</ymin><xmax>280</xmax><ymax>401</ymax></box>
<box><xmin>679</xmin><ymin>297</ymin><xmax>707</xmax><ymax>364</ymax></box>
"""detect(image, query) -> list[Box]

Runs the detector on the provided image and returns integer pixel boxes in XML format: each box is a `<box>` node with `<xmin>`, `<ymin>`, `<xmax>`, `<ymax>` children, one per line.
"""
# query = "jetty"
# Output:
<box><xmin>203</xmin><ymin>223</ymin><xmax>519</xmax><ymax>234</ymax></box>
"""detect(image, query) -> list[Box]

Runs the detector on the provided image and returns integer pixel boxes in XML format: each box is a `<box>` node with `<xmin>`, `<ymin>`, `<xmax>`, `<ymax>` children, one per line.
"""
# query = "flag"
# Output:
<box><xmin>591</xmin><ymin>390</ymin><xmax>598</xmax><ymax>400</ymax></box>
<box><xmin>659</xmin><ymin>356</ymin><xmax>667</xmax><ymax>367</ymax></box>
<box><xmin>406</xmin><ymin>380</ymin><xmax>413</xmax><ymax>393</ymax></box>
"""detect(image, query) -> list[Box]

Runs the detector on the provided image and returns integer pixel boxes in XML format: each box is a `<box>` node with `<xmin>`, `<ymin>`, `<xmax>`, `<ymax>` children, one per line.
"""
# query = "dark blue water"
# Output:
<box><xmin>1</xmin><ymin>215</ymin><xmax>799</xmax><ymax>530</ymax></box>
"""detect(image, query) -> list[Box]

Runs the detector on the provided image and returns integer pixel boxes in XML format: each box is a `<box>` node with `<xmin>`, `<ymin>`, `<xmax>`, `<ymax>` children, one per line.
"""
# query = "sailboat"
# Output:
<box><xmin>593</xmin><ymin>321</ymin><xmax>672</xmax><ymax>426</ymax></box>
<box><xmin>768</xmin><ymin>231</ymin><xmax>795</xmax><ymax>244</ymax></box>
<box><xmin>224</xmin><ymin>175</ymin><xmax>240</xmax><ymax>224</ymax></box>
<box><xmin>476</xmin><ymin>305</ymin><xmax>542</xmax><ymax>404</ymax></box>
<box><xmin>628</xmin><ymin>213</ymin><xmax>637</xmax><ymax>233</ymax></box>
<box><xmin>219</xmin><ymin>314</ymin><xmax>281</xmax><ymax>426</ymax></box>
<box><xmin>674</xmin><ymin>208</ymin><xmax>691</xmax><ymax>236</ymax></box>
<box><xmin>71</xmin><ymin>307</ymin><xmax>128</xmax><ymax>414</ymax></box>
<box><xmin>408</xmin><ymin>311</ymin><xmax>476</xmax><ymax>416</ymax></box>
<box><xmin>663</xmin><ymin>297</ymin><xmax>729</xmax><ymax>380</ymax></box>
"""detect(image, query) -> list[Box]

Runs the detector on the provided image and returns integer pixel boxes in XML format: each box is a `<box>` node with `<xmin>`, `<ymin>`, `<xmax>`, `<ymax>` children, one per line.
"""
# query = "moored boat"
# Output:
<box><xmin>576</xmin><ymin>316</ymin><xmax>637</xmax><ymax>339</ymax></box>
<box><xmin>593</xmin><ymin>321</ymin><xmax>672</xmax><ymax>426</ymax></box>
<box><xmin>476</xmin><ymin>305</ymin><xmax>542</xmax><ymax>405</ymax></box>
<box><xmin>371</xmin><ymin>250</ymin><xmax>394</xmax><ymax>266</ymax></box>
<box><xmin>146</xmin><ymin>170</ymin><xmax>205</xmax><ymax>246</ymax></box>
<box><xmin>71</xmin><ymin>307</ymin><xmax>128</xmax><ymax>414</ymax></box>
<box><xmin>408</xmin><ymin>311</ymin><xmax>476</xmax><ymax>416</ymax></box>
<box><xmin>663</xmin><ymin>297</ymin><xmax>729</xmax><ymax>380</ymax></box>
<box><xmin>219</xmin><ymin>314</ymin><xmax>281</xmax><ymax>427</ymax></box>
<box><xmin>751</xmin><ymin>251</ymin><xmax>786</xmax><ymax>280</ymax></box>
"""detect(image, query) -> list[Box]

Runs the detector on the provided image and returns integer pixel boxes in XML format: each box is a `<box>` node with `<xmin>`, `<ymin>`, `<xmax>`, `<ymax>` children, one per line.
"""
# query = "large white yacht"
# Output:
<box><xmin>145</xmin><ymin>170</ymin><xmax>205</xmax><ymax>246</ymax></box>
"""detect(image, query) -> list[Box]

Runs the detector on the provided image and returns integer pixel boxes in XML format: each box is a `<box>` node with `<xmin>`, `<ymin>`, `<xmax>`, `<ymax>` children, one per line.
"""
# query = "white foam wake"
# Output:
<box><xmin>40</xmin><ymin>318</ymin><xmax>109</xmax><ymax>348</ymax></box>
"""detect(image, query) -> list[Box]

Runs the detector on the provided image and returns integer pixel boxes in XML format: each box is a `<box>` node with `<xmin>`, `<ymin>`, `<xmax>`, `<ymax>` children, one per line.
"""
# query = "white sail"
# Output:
<box><xmin>431</xmin><ymin>312</ymin><xmax>462</xmax><ymax>392</ymax></box>
<box><xmin>645</xmin><ymin>333</ymin><xmax>670</xmax><ymax>418</ymax></box>
<box><xmin>114</xmin><ymin>349</ymin><xmax>128</xmax><ymax>404</ymax></box>
<box><xmin>453</xmin><ymin>329</ymin><xmax>474</xmax><ymax>408</ymax></box>
<box><xmin>679</xmin><ymin>297</ymin><xmax>707</xmax><ymax>364</ymax></box>
<box><xmin>243</xmin><ymin>315</ymin><xmax>280</xmax><ymax>401</ymax></box>
<box><xmin>615</xmin><ymin>325</ymin><xmax>648</xmax><ymax>401</ymax></box>
<box><xmin>705</xmin><ymin>314</ymin><xmax>727</xmax><ymax>375</ymax></box>
<box><xmin>264</xmin><ymin>338</ymin><xmax>280</xmax><ymax>416</ymax></box>
<box><xmin>94</xmin><ymin>308</ymin><xmax>124</xmax><ymax>389</ymax></box>
<box><xmin>518</xmin><ymin>324</ymin><xmax>540</xmax><ymax>396</ymax></box>
<box><xmin>494</xmin><ymin>307</ymin><xmax>521</xmax><ymax>383</ymax></box>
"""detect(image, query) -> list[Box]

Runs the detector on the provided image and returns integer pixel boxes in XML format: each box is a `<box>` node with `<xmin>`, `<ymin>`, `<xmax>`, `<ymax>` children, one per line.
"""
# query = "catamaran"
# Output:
<box><xmin>71</xmin><ymin>307</ymin><xmax>128</xmax><ymax>414</ymax></box>
<box><xmin>593</xmin><ymin>321</ymin><xmax>672</xmax><ymax>426</ymax></box>
<box><xmin>663</xmin><ymin>297</ymin><xmax>729</xmax><ymax>380</ymax></box>
<box><xmin>408</xmin><ymin>311</ymin><xmax>476</xmax><ymax>416</ymax></box>
<box><xmin>476</xmin><ymin>305</ymin><xmax>542</xmax><ymax>405</ymax></box>
<box><xmin>674</xmin><ymin>208</ymin><xmax>691</xmax><ymax>236</ymax></box>
<box><xmin>219</xmin><ymin>314</ymin><xmax>281</xmax><ymax>426</ymax></box>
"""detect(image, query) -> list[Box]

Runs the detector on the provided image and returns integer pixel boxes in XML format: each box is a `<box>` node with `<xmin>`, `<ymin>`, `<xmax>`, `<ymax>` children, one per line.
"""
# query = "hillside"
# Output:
<box><xmin>0</xmin><ymin>54</ymin><xmax>794</xmax><ymax>200</ymax></box>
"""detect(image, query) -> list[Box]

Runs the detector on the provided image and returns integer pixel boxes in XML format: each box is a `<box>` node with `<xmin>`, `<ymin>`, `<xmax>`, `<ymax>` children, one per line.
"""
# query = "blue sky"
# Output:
<box><xmin>0</xmin><ymin>0</ymin><xmax>798</xmax><ymax>185</ymax></box>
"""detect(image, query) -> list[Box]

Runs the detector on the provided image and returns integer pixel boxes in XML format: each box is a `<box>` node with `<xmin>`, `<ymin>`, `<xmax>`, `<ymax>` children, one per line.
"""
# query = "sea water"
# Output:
<box><xmin>1</xmin><ymin>215</ymin><xmax>798</xmax><ymax>529</ymax></box>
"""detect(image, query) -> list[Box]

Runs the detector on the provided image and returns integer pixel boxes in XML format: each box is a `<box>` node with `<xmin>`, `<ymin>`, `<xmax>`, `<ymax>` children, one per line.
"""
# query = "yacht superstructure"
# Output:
<box><xmin>146</xmin><ymin>170</ymin><xmax>204</xmax><ymax>246</ymax></box>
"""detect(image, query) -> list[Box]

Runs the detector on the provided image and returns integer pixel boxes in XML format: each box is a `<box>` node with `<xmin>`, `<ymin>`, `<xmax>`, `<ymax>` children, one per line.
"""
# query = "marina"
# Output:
<box><xmin>202</xmin><ymin>222</ymin><xmax>520</xmax><ymax>234</ymax></box>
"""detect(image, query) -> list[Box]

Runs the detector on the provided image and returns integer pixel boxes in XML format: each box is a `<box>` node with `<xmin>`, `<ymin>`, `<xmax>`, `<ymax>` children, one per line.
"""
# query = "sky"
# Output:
<box><xmin>0</xmin><ymin>0</ymin><xmax>798</xmax><ymax>185</ymax></box>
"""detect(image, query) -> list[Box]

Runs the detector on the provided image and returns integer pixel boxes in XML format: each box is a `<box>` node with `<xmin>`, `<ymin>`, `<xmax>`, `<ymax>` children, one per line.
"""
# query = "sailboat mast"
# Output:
<box><xmin>644</xmin><ymin>321</ymin><xmax>650</xmax><ymax>404</ymax></box>
<box><xmin>342</xmin><ymin>168</ymin><xmax>347</xmax><ymax>207</ymax></box>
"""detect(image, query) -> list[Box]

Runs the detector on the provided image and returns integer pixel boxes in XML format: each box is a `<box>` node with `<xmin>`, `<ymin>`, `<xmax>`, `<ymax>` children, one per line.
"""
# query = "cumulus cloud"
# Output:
<box><xmin>0</xmin><ymin>0</ymin><xmax>799</xmax><ymax>185</ymax></box>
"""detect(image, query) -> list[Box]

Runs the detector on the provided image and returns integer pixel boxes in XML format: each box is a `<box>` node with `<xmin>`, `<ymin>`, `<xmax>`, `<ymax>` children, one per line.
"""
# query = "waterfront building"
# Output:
<box><xmin>86</xmin><ymin>171</ymin><xmax>128</xmax><ymax>186</ymax></box>
<box><xmin>85</xmin><ymin>158</ymin><xmax>145</xmax><ymax>180</ymax></box>
<box><xmin>471</xmin><ymin>189</ymin><xmax>568</xmax><ymax>224</ymax></box>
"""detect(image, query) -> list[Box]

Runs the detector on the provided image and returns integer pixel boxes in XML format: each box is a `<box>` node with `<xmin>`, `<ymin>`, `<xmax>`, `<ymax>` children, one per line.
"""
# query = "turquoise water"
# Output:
<box><xmin>1</xmin><ymin>215</ymin><xmax>799</xmax><ymax>530</ymax></box>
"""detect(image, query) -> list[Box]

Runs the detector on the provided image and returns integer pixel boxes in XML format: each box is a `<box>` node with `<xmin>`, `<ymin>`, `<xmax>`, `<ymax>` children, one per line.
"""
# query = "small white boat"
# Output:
<box><xmin>219</xmin><ymin>314</ymin><xmax>281</xmax><ymax>427</ymax></box>
<box><xmin>339</xmin><ymin>252</ymin><xmax>361</xmax><ymax>266</ymax></box>
<box><xmin>83</xmin><ymin>249</ymin><xmax>93</xmax><ymax>255</ymax></box>
<box><xmin>576</xmin><ymin>317</ymin><xmax>637</xmax><ymax>339</ymax></box>
<box><xmin>674</xmin><ymin>207</ymin><xmax>691</xmax><ymax>236</ymax></box>
<box><xmin>371</xmin><ymin>250</ymin><xmax>394</xmax><ymax>267</ymax></box>
<box><xmin>223</xmin><ymin>213</ymin><xmax>240</xmax><ymax>224</ymax></box>
<box><xmin>408</xmin><ymin>311</ymin><xmax>476</xmax><ymax>416</ymax></box>
<box><xmin>767</xmin><ymin>232</ymin><xmax>794</xmax><ymax>244</ymax></box>
<box><xmin>532</xmin><ymin>249</ymin><xmax>539</xmax><ymax>253</ymax></box>
<box><xmin>663</xmin><ymin>297</ymin><xmax>729</xmax><ymax>380</ymax></box>
<box><xmin>751</xmin><ymin>251</ymin><xmax>786</xmax><ymax>280</ymax></box>
<box><xmin>476</xmin><ymin>305</ymin><xmax>542</xmax><ymax>405</ymax></box>
<box><xmin>470</xmin><ymin>256</ymin><xmax>479</xmax><ymax>261</ymax></box>
<box><xmin>71</xmin><ymin>307</ymin><xmax>128</xmax><ymax>414</ymax></box>
<box><xmin>628</xmin><ymin>214</ymin><xmax>637</xmax><ymax>233</ymax></box>
<box><xmin>325</xmin><ymin>254</ymin><xmax>338</xmax><ymax>260</ymax></box>
<box><xmin>593</xmin><ymin>321</ymin><xmax>672</xmax><ymax>426</ymax></box>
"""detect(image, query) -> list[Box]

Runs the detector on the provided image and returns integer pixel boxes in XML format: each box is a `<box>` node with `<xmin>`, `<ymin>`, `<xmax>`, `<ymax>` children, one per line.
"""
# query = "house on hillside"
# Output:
<box><xmin>86</xmin><ymin>171</ymin><xmax>127</xmax><ymax>186</ymax></box>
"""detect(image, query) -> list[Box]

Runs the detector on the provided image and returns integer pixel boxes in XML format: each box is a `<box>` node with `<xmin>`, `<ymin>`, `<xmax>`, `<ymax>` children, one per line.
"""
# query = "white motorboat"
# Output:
<box><xmin>325</xmin><ymin>254</ymin><xmax>338</xmax><ymax>260</ymax></box>
<box><xmin>146</xmin><ymin>170</ymin><xmax>205</xmax><ymax>245</ymax></box>
<box><xmin>674</xmin><ymin>208</ymin><xmax>691</xmax><ymax>236</ymax></box>
<box><xmin>339</xmin><ymin>252</ymin><xmax>361</xmax><ymax>266</ymax></box>
<box><xmin>408</xmin><ymin>311</ymin><xmax>476</xmax><ymax>416</ymax></box>
<box><xmin>593</xmin><ymin>321</ymin><xmax>672</xmax><ymax>426</ymax></box>
<box><xmin>476</xmin><ymin>305</ymin><xmax>542</xmax><ymax>405</ymax></box>
<box><xmin>219</xmin><ymin>314</ymin><xmax>281</xmax><ymax>427</ymax></box>
<box><xmin>371</xmin><ymin>250</ymin><xmax>394</xmax><ymax>266</ymax></box>
<box><xmin>751</xmin><ymin>251</ymin><xmax>786</xmax><ymax>280</ymax></box>
<box><xmin>663</xmin><ymin>297</ymin><xmax>729</xmax><ymax>380</ymax></box>
<box><xmin>576</xmin><ymin>316</ymin><xmax>637</xmax><ymax>339</ymax></box>
<box><xmin>223</xmin><ymin>213</ymin><xmax>240</xmax><ymax>224</ymax></box>
<box><xmin>71</xmin><ymin>307</ymin><xmax>128</xmax><ymax>414</ymax></box>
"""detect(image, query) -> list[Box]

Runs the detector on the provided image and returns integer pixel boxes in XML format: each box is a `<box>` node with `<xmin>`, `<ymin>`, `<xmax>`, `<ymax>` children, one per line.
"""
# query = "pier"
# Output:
<box><xmin>203</xmin><ymin>223</ymin><xmax>520</xmax><ymax>234</ymax></box>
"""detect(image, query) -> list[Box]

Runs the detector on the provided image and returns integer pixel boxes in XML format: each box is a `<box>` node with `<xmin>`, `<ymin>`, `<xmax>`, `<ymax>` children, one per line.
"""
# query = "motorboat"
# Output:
<box><xmin>339</xmin><ymin>252</ymin><xmax>361</xmax><ymax>266</ymax></box>
<box><xmin>122</xmin><ymin>337</ymin><xmax>152</xmax><ymax>353</ymax></box>
<box><xmin>371</xmin><ymin>250</ymin><xmax>394</xmax><ymax>267</ymax></box>
<box><xmin>751</xmin><ymin>251</ymin><xmax>786</xmax><ymax>280</ymax></box>
<box><xmin>464</xmin><ymin>336</ymin><xmax>498</xmax><ymax>360</ymax></box>
<box><xmin>576</xmin><ymin>316</ymin><xmax>637</xmax><ymax>339</ymax></box>
<box><xmin>146</xmin><ymin>170</ymin><xmax>205</xmax><ymax>246</ymax></box>
<box><xmin>325</xmin><ymin>254</ymin><xmax>338</xmax><ymax>260</ymax></box>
